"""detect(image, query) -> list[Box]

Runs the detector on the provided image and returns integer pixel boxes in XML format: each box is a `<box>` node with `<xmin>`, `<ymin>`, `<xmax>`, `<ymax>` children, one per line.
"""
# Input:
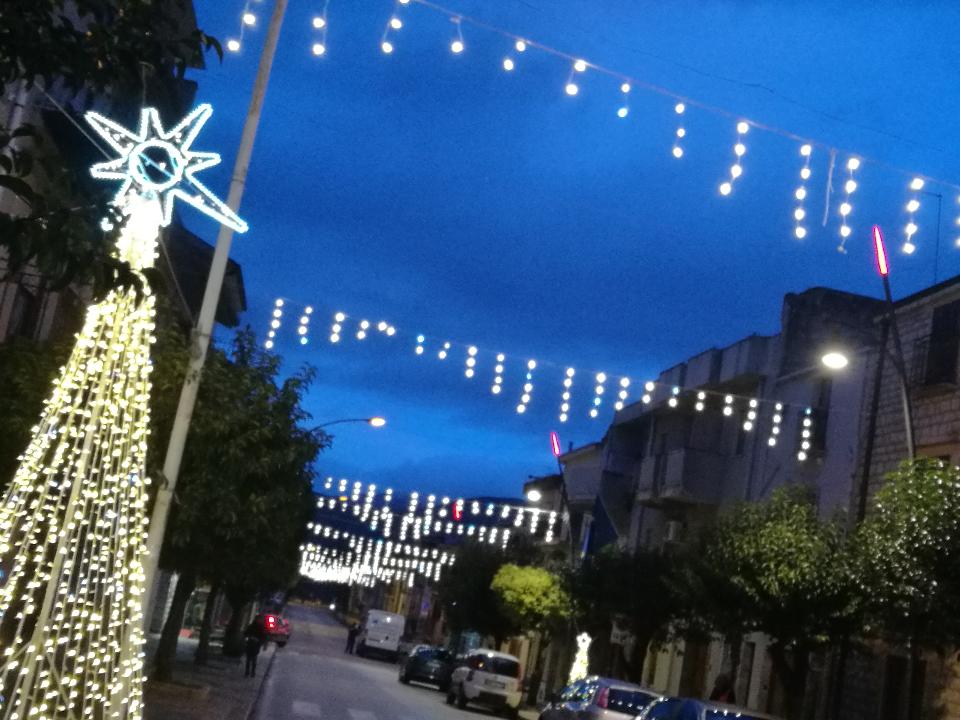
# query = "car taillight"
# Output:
<box><xmin>266</xmin><ymin>616</ymin><xmax>277</xmax><ymax>629</ymax></box>
<box><xmin>596</xmin><ymin>687</ymin><xmax>610</xmax><ymax>709</ymax></box>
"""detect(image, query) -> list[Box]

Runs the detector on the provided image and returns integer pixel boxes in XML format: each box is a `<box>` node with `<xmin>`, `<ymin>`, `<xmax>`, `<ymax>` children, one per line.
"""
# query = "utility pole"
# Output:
<box><xmin>143</xmin><ymin>0</ymin><xmax>289</xmax><ymax>620</ymax></box>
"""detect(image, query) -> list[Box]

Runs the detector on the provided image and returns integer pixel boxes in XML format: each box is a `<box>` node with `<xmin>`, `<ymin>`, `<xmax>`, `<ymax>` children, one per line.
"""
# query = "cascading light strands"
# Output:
<box><xmin>0</xmin><ymin>104</ymin><xmax>244</xmax><ymax>720</ymax></box>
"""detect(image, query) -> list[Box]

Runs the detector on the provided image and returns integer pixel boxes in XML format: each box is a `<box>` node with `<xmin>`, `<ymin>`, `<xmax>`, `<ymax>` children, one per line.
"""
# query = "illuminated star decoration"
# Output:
<box><xmin>85</xmin><ymin>103</ymin><xmax>248</xmax><ymax>233</ymax></box>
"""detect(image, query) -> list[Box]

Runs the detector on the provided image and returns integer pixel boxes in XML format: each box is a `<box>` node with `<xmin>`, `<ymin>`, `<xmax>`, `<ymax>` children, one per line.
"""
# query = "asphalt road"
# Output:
<box><xmin>252</xmin><ymin>603</ymin><xmax>516</xmax><ymax>720</ymax></box>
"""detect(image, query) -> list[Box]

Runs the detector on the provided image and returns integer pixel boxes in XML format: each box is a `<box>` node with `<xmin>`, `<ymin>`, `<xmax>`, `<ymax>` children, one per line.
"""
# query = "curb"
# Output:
<box><xmin>244</xmin><ymin>644</ymin><xmax>279</xmax><ymax>720</ymax></box>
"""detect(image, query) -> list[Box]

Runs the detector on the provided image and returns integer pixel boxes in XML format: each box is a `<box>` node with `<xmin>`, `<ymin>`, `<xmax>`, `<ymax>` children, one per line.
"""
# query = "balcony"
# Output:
<box><xmin>911</xmin><ymin>334</ymin><xmax>959</xmax><ymax>391</ymax></box>
<box><xmin>634</xmin><ymin>448</ymin><xmax>724</xmax><ymax>506</ymax></box>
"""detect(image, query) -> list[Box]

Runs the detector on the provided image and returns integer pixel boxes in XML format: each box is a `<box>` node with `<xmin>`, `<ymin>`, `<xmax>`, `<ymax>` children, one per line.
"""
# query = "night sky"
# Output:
<box><xmin>184</xmin><ymin>0</ymin><xmax>960</xmax><ymax>499</ymax></box>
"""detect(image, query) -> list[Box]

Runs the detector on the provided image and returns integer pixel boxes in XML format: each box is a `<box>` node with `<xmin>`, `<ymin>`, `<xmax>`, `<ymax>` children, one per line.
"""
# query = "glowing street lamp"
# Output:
<box><xmin>526</xmin><ymin>488</ymin><xmax>543</xmax><ymax>503</ymax></box>
<box><xmin>821</xmin><ymin>351</ymin><xmax>850</xmax><ymax>370</ymax></box>
<box><xmin>316</xmin><ymin>416</ymin><xmax>387</xmax><ymax>429</ymax></box>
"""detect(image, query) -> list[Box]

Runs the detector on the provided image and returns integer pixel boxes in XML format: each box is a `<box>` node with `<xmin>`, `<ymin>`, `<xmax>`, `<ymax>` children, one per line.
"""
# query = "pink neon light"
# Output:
<box><xmin>549</xmin><ymin>431</ymin><xmax>562</xmax><ymax>458</ymax></box>
<box><xmin>873</xmin><ymin>225</ymin><xmax>889</xmax><ymax>276</ymax></box>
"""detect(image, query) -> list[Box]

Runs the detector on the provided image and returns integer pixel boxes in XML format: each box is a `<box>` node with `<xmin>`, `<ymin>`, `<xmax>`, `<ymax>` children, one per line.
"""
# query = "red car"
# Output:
<box><xmin>256</xmin><ymin>612</ymin><xmax>291</xmax><ymax>648</ymax></box>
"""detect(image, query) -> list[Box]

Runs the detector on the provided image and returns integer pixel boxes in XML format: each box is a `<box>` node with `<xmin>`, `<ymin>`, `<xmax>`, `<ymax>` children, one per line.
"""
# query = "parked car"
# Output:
<box><xmin>635</xmin><ymin>697</ymin><xmax>782</xmax><ymax>720</ymax></box>
<box><xmin>398</xmin><ymin>645</ymin><xmax>455</xmax><ymax>689</ymax></box>
<box><xmin>253</xmin><ymin>612</ymin><xmax>291</xmax><ymax>648</ymax></box>
<box><xmin>356</xmin><ymin>609</ymin><xmax>405</xmax><ymax>660</ymax></box>
<box><xmin>539</xmin><ymin>676</ymin><xmax>660</xmax><ymax>719</ymax></box>
<box><xmin>447</xmin><ymin>649</ymin><xmax>522</xmax><ymax>718</ymax></box>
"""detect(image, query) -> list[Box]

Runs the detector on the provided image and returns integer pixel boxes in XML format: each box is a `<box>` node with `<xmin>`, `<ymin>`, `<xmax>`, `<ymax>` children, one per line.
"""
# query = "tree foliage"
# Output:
<box><xmin>491</xmin><ymin>564</ymin><xmax>570</xmax><ymax>637</ymax></box>
<box><xmin>570</xmin><ymin>546</ymin><xmax>675</xmax><ymax>680</ymax></box>
<box><xmin>685</xmin><ymin>485</ymin><xmax>858</xmax><ymax>719</ymax></box>
<box><xmin>438</xmin><ymin>537</ymin><xmax>541</xmax><ymax>645</ymax></box>
<box><xmin>857</xmin><ymin>458</ymin><xmax>960</xmax><ymax>649</ymax></box>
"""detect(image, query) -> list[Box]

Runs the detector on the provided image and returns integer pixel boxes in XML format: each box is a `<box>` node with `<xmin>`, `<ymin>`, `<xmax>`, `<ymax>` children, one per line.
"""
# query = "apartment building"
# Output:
<box><xmin>556</xmin><ymin>286</ymin><xmax>883</xmax><ymax>713</ymax></box>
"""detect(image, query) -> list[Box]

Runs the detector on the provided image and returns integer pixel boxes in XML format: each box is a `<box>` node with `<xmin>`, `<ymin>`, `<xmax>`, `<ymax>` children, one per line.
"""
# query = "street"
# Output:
<box><xmin>253</xmin><ymin>604</ymin><xmax>515</xmax><ymax>720</ymax></box>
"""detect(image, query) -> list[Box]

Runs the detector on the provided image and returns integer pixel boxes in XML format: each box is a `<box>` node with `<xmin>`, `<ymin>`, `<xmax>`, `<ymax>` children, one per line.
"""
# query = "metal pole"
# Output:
<box><xmin>881</xmin><ymin>274</ymin><xmax>916</xmax><ymax>459</ymax></box>
<box><xmin>143</xmin><ymin>0</ymin><xmax>288</xmax><ymax>619</ymax></box>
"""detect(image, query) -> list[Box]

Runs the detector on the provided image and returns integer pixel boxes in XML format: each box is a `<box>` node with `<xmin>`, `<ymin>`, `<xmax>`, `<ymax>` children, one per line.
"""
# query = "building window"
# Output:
<box><xmin>921</xmin><ymin>300</ymin><xmax>960</xmax><ymax>385</ymax></box>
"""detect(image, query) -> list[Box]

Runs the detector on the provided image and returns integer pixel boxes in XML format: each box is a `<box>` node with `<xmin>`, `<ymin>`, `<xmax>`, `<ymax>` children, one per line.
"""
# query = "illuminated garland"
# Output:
<box><xmin>0</xmin><ymin>105</ymin><xmax>243</xmax><ymax>720</ymax></box>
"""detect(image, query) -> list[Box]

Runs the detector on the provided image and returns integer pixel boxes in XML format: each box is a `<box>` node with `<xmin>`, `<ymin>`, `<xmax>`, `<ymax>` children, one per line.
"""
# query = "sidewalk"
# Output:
<box><xmin>143</xmin><ymin>635</ymin><xmax>276</xmax><ymax>720</ymax></box>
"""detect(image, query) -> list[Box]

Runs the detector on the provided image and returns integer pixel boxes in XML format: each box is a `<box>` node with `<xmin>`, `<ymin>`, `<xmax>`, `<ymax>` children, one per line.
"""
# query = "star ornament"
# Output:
<box><xmin>85</xmin><ymin>103</ymin><xmax>248</xmax><ymax>233</ymax></box>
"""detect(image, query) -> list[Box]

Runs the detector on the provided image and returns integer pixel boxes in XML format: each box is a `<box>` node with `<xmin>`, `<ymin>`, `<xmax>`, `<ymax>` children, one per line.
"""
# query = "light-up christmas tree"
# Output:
<box><xmin>0</xmin><ymin>104</ymin><xmax>245</xmax><ymax>719</ymax></box>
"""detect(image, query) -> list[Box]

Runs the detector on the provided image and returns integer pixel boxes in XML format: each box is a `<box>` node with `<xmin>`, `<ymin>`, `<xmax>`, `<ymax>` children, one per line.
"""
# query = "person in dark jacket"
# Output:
<box><xmin>244</xmin><ymin>618</ymin><xmax>266</xmax><ymax>677</ymax></box>
<box><xmin>345</xmin><ymin>622</ymin><xmax>360</xmax><ymax>654</ymax></box>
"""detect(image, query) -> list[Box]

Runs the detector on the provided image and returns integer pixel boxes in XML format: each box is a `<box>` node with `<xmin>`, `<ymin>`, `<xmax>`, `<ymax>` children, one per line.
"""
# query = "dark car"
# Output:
<box><xmin>538</xmin><ymin>676</ymin><xmax>660</xmax><ymax>719</ymax></box>
<box><xmin>636</xmin><ymin>697</ymin><xmax>782</xmax><ymax>720</ymax></box>
<box><xmin>398</xmin><ymin>645</ymin><xmax>455</xmax><ymax>689</ymax></box>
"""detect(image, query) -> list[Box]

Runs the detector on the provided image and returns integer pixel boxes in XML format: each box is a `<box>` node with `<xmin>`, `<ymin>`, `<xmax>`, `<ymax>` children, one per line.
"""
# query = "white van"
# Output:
<box><xmin>356</xmin><ymin>610</ymin><xmax>405</xmax><ymax>660</ymax></box>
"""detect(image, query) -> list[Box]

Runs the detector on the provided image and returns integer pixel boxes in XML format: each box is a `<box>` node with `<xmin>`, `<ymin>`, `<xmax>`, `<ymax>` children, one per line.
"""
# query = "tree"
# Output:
<box><xmin>0</xmin><ymin>1</ymin><xmax>221</xmax><ymax>294</ymax></box>
<box><xmin>438</xmin><ymin>537</ymin><xmax>542</xmax><ymax>647</ymax></box>
<box><xmin>570</xmin><ymin>546</ymin><xmax>675</xmax><ymax>682</ymax></box>
<box><xmin>152</xmin><ymin>329</ymin><xmax>328</xmax><ymax>680</ymax></box>
<box><xmin>492</xmin><ymin>564</ymin><xmax>570</xmax><ymax>637</ymax></box>
<box><xmin>857</xmin><ymin>459</ymin><xmax>960</xmax><ymax>718</ymax></box>
<box><xmin>693</xmin><ymin>485</ymin><xmax>858</xmax><ymax>720</ymax></box>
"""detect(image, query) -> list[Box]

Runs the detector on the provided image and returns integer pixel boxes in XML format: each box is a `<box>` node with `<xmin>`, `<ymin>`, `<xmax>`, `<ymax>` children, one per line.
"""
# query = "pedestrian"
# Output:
<box><xmin>708</xmin><ymin>672</ymin><xmax>736</xmax><ymax>704</ymax></box>
<box><xmin>345</xmin><ymin>622</ymin><xmax>360</xmax><ymax>654</ymax></box>
<box><xmin>244</xmin><ymin>617</ymin><xmax>265</xmax><ymax>677</ymax></box>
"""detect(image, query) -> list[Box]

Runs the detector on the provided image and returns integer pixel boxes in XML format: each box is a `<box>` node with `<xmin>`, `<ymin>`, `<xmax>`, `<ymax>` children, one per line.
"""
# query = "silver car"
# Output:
<box><xmin>539</xmin><ymin>676</ymin><xmax>661</xmax><ymax>720</ymax></box>
<box><xmin>635</xmin><ymin>697</ymin><xmax>782</xmax><ymax>720</ymax></box>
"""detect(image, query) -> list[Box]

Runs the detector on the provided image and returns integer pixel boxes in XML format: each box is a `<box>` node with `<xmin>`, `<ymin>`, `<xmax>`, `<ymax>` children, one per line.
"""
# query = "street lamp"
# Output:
<box><xmin>526</xmin><ymin>489</ymin><xmax>543</xmax><ymax>503</ymax></box>
<box><xmin>820</xmin><ymin>351</ymin><xmax>850</xmax><ymax>370</ymax></box>
<box><xmin>316</xmin><ymin>416</ymin><xmax>387</xmax><ymax>429</ymax></box>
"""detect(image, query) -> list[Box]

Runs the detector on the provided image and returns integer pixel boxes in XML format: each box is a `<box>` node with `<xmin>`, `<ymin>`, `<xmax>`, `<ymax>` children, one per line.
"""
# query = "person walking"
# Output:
<box><xmin>244</xmin><ymin>617</ymin><xmax>266</xmax><ymax>677</ymax></box>
<box><xmin>345</xmin><ymin>622</ymin><xmax>360</xmax><ymax>654</ymax></box>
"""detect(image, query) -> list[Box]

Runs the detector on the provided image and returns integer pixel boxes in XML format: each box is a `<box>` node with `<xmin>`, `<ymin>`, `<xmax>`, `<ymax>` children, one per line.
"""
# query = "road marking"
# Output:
<box><xmin>292</xmin><ymin>700</ymin><xmax>322</xmax><ymax>717</ymax></box>
<box><xmin>347</xmin><ymin>711</ymin><xmax>377</xmax><ymax>720</ymax></box>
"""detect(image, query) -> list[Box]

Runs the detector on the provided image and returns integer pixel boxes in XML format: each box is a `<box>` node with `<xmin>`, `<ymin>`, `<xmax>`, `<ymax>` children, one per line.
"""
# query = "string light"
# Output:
<box><xmin>642</xmin><ymin>380</ymin><xmax>654</xmax><ymax>404</ymax></box>
<box><xmin>723</xmin><ymin>394</ymin><xmax>734</xmax><ymax>416</ymax></box>
<box><xmin>794</xmin><ymin>144</ymin><xmax>813</xmax><ymax>239</ymax></box>
<box><xmin>266</xmin><ymin>297</ymin><xmax>283</xmax><ymax>349</ymax></box>
<box><xmin>310</xmin><ymin>0</ymin><xmax>330</xmax><ymax>56</ymax></box>
<box><xmin>837</xmin><ymin>156</ymin><xmax>861</xmax><ymax>253</ymax></box>
<box><xmin>672</xmin><ymin>102</ymin><xmax>687</xmax><ymax>158</ymax></box>
<box><xmin>695</xmin><ymin>390</ymin><xmax>706</xmax><ymax>412</ymax></box>
<box><xmin>243</xmin><ymin>12</ymin><xmax>256</xmax><ymax>26</ymax></box>
<box><xmin>559</xmin><ymin>367</ymin><xmax>575</xmax><ymax>422</ymax></box>
<box><xmin>450</xmin><ymin>17</ymin><xmax>465</xmax><ymax>54</ymax></box>
<box><xmin>416</xmin><ymin>334</ymin><xmax>425</xmax><ymax>354</ymax></box>
<box><xmin>330</xmin><ymin>311</ymin><xmax>344</xmax><ymax>343</ymax></box>
<box><xmin>768</xmin><ymin>402</ymin><xmax>783</xmax><ymax>447</ymax></box>
<box><xmin>357</xmin><ymin>319</ymin><xmax>370</xmax><ymax>340</ymax></box>
<box><xmin>719</xmin><ymin>121</ymin><xmax>749</xmax><ymax>196</ymax></box>
<box><xmin>615</xmin><ymin>377</ymin><xmax>630</xmax><ymax>411</ymax></box>
<box><xmin>617</xmin><ymin>82</ymin><xmax>630</xmax><ymax>118</ymax></box>
<box><xmin>743</xmin><ymin>398</ymin><xmax>758</xmax><ymax>432</ymax></box>
<box><xmin>516</xmin><ymin>359</ymin><xmax>536</xmax><ymax>414</ymax></box>
<box><xmin>903</xmin><ymin>177</ymin><xmax>924</xmax><ymax>254</ymax></box>
<box><xmin>590</xmin><ymin>372</ymin><xmax>607</xmax><ymax>418</ymax></box>
<box><xmin>492</xmin><ymin>353</ymin><xmax>505</xmax><ymax>395</ymax></box>
<box><xmin>438</xmin><ymin>341</ymin><xmax>450</xmax><ymax>360</ymax></box>
<box><xmin>798</xmin><ymin>407</ymin><xmax>814</xmax><ymax>461</ymax></box>
<box><xmin>464</xmin><ymin>345</ymin><xmax>478</xmax><ymax>378</ymax></box>
<box><xmin>668</xmin><ymin>385</ymin><xmax>680</xmax><ymax>408</ymax></box>
<box><xmin>565</xmin><ymin>59</ymin><xmax>587</xmax><ymax>96</ymax></box>
<box><xmin>297</xmin><ymin>305</ymin><xmax>313</xmax><ymax>345</ymax></box>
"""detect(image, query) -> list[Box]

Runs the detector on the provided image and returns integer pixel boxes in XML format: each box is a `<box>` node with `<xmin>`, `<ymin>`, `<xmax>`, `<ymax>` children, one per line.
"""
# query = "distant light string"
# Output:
<box><xmin>297</xmin><ymin>305</ymin><xmax>313</xmax><ymax>345</ymax></box>
<box><xmin>719</xmin><ymin>121</ymin><xmax>750</xmax><ymax>197</ymax></box>
<box><xmin>794</xmin><ymin>144</ymin><xmax>813</xmax><ymax>239</ymax></box>
<box><xmin>264</xmin><ymin>297</ymin><xmax>283</xmax><ymax>350</ymax></box>
<box><xmin>836</xmin><ymin>156</ymin><xmax>861</xmax><ymax>253</ymax></box>
<box><xmin>672</xmin><ymin>102</ymin><xmax>687</xmax><ymax>159</ymax></box>
<box><xmin>902</xmin><ymin>177</ymin><xmax>925</xmax><ymax>255</ymax></box>
<box><xmin>311</xmin><ymin>0</ymin><xmax>331</xmax><ymax>56</ymax></box>
<box><xmin>261</xmin><ymin>300</ymin><xmax>845</xmax><ymax>461</ymax></box>
<box><xmin>226</xmin><ymin>0</ymin><xmax>262</xmax><ymax>53</ymax></box>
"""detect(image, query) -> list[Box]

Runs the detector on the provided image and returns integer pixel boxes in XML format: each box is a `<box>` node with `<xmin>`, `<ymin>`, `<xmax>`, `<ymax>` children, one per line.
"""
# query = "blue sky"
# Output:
<box><xmin>185</xmin><ymin>0</ymin><xmax>960</xmax><ymax>498</ymax></box>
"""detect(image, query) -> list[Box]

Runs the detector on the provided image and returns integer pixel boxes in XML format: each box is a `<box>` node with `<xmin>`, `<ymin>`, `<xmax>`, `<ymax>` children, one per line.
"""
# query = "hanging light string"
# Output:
<box><xmin>311</xmin><ymin>0</ymin><xmax>331</xmax><ymax>56</ymax></box>
<box><xmin>391</xmin><ymin>0</ymin><xmax>960</xmax><ymax>194</ymax></box>
<box><xmin>265</xmin><ymin>300</ymin><xmax>855</xmax><ymax>421</ymax></box>
<box><xmin>226</xmin><ymin>0</ymin><xmax>262</xmax><ymax>53</ymax></box>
